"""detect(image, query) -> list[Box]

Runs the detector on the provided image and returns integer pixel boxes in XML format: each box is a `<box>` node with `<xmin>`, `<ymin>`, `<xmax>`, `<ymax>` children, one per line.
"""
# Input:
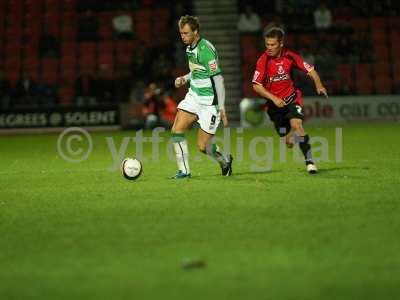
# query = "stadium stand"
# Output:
<box><xmin>1</xmin><ymin>0</ymin><xmax>398</xmax><ymax>111</ymax></box>
<box><xmin>0</xmin><ymin>0</ymin><xmax>190</xmax><ymax>109</ymax></box>
<box><xmin>239</xmin><ymin>0</ymin><xmax>400</xmax><ymax>97</ymax></box>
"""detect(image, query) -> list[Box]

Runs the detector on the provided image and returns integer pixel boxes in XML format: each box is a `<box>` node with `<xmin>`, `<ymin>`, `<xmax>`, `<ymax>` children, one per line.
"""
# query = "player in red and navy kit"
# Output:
<box><xmin>252</xmin><ymin>26</ymin><xmax>328</xmax><ymax>174</ymax></box>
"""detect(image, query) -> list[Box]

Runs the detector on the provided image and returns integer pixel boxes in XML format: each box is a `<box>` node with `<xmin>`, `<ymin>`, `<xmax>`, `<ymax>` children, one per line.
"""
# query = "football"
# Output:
<box><xmin>121</xmin><ymin>158</ymin><xmax>143</xmax><ymax>180</ymax></box>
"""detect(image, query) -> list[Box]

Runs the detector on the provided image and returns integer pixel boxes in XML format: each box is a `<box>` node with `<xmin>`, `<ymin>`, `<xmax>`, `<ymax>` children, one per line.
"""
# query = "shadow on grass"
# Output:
<box><xmin>191</xmin><ymin>169</ymin><xmax>285</xmax><ymax>184</ymax></box>
<box><xmin>194</xmin><ymin>169</ymin><xmax>282</xmax><ymax>178</ymax></box>
<box><xmin>306</xmin><ymin>165</ymin><xmax>367</xmax><ymax>179</ymax></box>
<box><xmin>234</xmin><ymin>169</ymin><xmax>282</xmax><ymax>176</ymax></box>
<box><xmin>171</xmin><ymin>166</ymin><xmax>368</xmax><ymax>182</ymax></box>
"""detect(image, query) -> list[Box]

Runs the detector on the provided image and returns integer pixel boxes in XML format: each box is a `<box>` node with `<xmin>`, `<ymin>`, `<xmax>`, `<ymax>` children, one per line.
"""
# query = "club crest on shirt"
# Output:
<box><xmin>277</xmin><ymin>65</ymin><xmax>285</xmax><ymax>75</ymax></box>
<box><xmin>208</xmin><ymin>59</ymin><xmax>218</xmax><ymax>71</ymax></box>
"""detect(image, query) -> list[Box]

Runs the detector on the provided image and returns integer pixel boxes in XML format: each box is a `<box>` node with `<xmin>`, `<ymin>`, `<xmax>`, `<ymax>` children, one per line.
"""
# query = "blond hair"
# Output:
<box><xmin>178</xmin><ymin>15</ymin><xmax>200</xmax><ymax>32</ymax></box>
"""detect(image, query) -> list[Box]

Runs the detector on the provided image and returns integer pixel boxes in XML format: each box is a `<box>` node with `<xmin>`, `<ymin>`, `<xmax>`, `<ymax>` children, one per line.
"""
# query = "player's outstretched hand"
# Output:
<box><xmin>174</xmin><ymin>76</ymin><xmax>186</xmax><ymax>88</ymax></box>
<box><xmin>317</xmin><ymin>86</ymin><xmax>328</xmax><ymax>98</ymax></box>
<box><xmin>220</xmin><ymin>108</ymin><xmax>228</xmax><ymax>127</ymax></box>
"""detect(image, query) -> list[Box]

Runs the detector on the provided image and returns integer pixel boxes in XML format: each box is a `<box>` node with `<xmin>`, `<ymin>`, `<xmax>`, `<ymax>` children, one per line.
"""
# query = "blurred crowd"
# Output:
<box><xmin>0</xmin><ymin>70</ymin><xmax>57</xmax><ymax>109</ymax></box>
<box><xmin>0</xmin><ymin>0</ymin><xmax>191</xmax><ymax>125</ymax></box>
<box><xmin>239</xmin><ymin>0</ymin><xmax>398</xmax><ymax>22</ymax></box>
<box><xmin>141</xmin><ymin>82</ymin><xmax>177</xmax><ymax>129</ymax></box>
<box><xmin>238</xmin><ymin>0</ymin><xmax>400</xmax><ymax>95</ymax></box>
<box><xmin>2</xmin><ymin>0</ymin><xmax>399</xmax><ymax>116</ymax></box>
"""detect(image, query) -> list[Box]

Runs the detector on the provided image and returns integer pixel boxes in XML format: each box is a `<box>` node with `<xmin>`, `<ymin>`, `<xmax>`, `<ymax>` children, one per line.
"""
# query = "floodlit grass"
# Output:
<box><xmin>1</xmin><ymin>122</ymin><xmax>399</xmax><ymax>299</ymax></box>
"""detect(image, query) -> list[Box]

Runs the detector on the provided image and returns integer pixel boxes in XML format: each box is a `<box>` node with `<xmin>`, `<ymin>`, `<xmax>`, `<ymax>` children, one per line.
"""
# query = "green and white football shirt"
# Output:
<box><xmin>186</xmin><ymin>38</ymin><xmax>222</xmax><ymax>105</ymax></box>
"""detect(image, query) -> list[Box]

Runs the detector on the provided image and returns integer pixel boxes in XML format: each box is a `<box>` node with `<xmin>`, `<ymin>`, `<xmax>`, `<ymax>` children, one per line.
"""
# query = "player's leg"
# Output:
<box><xmin>197</xmin><ymin>129</ymin><xmax>233</xmax><ymax>176</ymax></box>
<box><xmin>289</xmin><ymin>118</ymin><xmax>306</xmax><ymax>136</ymax></box>
<box><xmin>267</xmin><ymin>107</ymin><xmax>291</xmax><ymax>139</ymax></box>
<box><xmin>286</xmin><ymin>103</ymin><xmax>317</xmax><ymax>173</ymax></box>
<box><xmin>197</xmin><ymin>106</ymin><xmax>233</xmax><ymax>176</ymax></box>
<box><xmin>171</xmin><ymin>109</ymin><xmax>198</xmax><ymax>178</ymax></box>
<box><xmin>289</xmin><ymin>117</ymin><xmax>317</xmax><ymax>174</ymax></box>
<box><xmin>281</xmin><ymin>127</ymin><xmax>295</xmax><ymax>148</ymax></box>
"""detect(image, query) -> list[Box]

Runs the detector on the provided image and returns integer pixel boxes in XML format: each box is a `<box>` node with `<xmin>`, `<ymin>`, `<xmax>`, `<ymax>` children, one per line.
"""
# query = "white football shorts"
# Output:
<box><xmin>177</xmin><ymin>93</ymin><xmax>220</xmax><ymax>134</ymax></box>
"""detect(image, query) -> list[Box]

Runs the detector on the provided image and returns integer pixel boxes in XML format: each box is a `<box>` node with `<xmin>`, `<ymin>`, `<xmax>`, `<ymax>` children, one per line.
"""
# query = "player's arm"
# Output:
<box><xmin>175</xmin><ymin>72</ymin><xmax>191</xmax><ymax>88</ymax></box>
<box><xmin>307</xmin><ymin>69</ymin><xmax>328</xmax><ymax>98</ymax></box>
<box><xmin>289</xmin><ymin>50</ymin><xmax>328</xmax><ymax>98</ymax></box>
<box><xmin>212</xmin><ymin>74</ymin><xmax>228</xmax><ymax>126</ymax></box>
<box><xmin>252</xmin><ymin>83</ymin><xmax>285</xmax><ymax>108</ymax></box>
<box><xmin>252</xmin><ymin>55</ymin><xmax>285</xmax><ymax>107</ymax></box>
<box><xmin>201</xmin><ymin>45</ymin><xmax>229</xmax><ymax>125</ymax></box>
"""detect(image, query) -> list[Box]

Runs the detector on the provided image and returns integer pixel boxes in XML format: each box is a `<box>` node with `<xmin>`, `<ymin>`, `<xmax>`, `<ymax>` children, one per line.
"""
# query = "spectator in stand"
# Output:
<box><xmin>142</xmin><ymin>82</ymin><xmax>162</xmax><ymax>129</ymax></box>
<box><xmin>15</xmin><ymin>72</ymin><xmax>38</xmax><ymax>107</ymax></box>
<box><xmin>112</xmin><ymin>13</ymin><xmax>134</xmax><ymax>39</ymax></box>
<box><xmin>237</xmin><ymin>5</ymin><xmax>261</xmax><ymax>34</ymax></box>
<box><xmin>35</xmin><ymin>82</ymin><xmax>58</xmax><ymax>107</ymax></box>
<box><xmin>335</xmin><ymin>35</ymin><xmax>355</xmax><ymax>62</ymax></box>
<box><xmin>332</xmin><ymin>4</ymin><xmax>353</xmax><ymax>34</ymax></box>
<box><xmin>353</xmin><ymin>31</ymin><xmax>372</xmax><ymax>63</ymax></box>
<box><xmin>151</xmin><ymin>52</ymin><xmax>174</xmax><ymax>91</ymax></box>
<box><xmin>95</xmin><ymin>64</ymin><xmax>116</xmax><ymax>104</ymax></box>
<box><xmin>77</xmin><ymin>0</ymin><xmax>98</xmax><ymax>12</ymax></box>
<box><xmin>159</xmin><ymin>91</ymin><xmax>177</xmax><ymax>128</ymax></box>
<box><xmin>114</xmin><ymin>69</ymin><xmax>133</xmax><ymax>103</ymax></box>
<box><xmin>349</xmin><ymin>0</ymin><xmax>369</xmax><ymax>16</ymax></box>
<box><xmin>39</xmin><ymin>29</ymin><xmax>60</xmax><ymax>58</ymax></box>
<box><xmin>129</xmin><ymin>80</ymin><xmax>146</xmax><ymax>103</ymax></box>
<box><xmin>78</xmin><ymin>10</ymin><xmax>99</xmax><ymax>41</ymax></box>
<box><xmin>75</xmin><ymin>71</ymin><xmax>97</xmax><ymax>106</ymax></box>
<box><xmin>131</xmin><ymin>44</ymin><xmax>152</xmax><ymax>83</ymax></box>
<box><xmin>0</xmin><ymin>70</ymin><xmax>11</xmax><ymax>110</ymax></box>
<box><xmin>313</xmin><ymin>2</ymin><xmax>332</xmax><ymax>31</ymax></box>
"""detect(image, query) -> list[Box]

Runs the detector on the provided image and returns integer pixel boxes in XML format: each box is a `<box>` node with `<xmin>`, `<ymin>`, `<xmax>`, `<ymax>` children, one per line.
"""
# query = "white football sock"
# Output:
<box><xmin>173</xmin><ymin>140</ymin><xmax>190</xmax><ymax>174</ymax></box>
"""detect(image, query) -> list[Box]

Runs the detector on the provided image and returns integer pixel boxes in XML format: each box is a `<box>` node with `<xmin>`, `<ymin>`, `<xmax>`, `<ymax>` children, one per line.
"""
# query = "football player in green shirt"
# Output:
<box><xmin>171</xmin><ymin>15</ymin><xmax>233</xmax><ymax>179</ymax></box>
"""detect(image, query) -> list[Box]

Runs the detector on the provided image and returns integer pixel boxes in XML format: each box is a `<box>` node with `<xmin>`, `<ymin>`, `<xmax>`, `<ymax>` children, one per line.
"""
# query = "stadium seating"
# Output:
<box><xmin>392</xmin><ymin>62</ymin><xmax>400</xmax><ymax>92</ymax></box>
<box><xmin>374</xmin><ymin>76</ymin><xmax>392</xmax><ymax>94</ymax></box>
<box><xmin>370</xmin><ymin>16</ymin><xmax>384</xmax><ymax>26</ymax></box>
<box><xmin>372</xmin><ymin>63</ymin><xmax>392</xmax><ymax>94</ymax></box>
<box><xmin>1</xmin><ymin>0</ymin><xmax>398</xmax><ymax>105</ymax></box>
<box><xmin>0</xmin><ymin>0</ymin><xmax>172</xmax><ymax>105</ymax></box>
<box><xmin>239</xmin><ymin>10</ymin><xmax>398</xmax><ymax>96</ymax></box>
<box><xmin>350</xmin><ymin>18</ymin><xmax>369</xmax><ymax>32</ymax></box>
<box><xmin>336</xmin><ymin>64</ymin><xmax>355</xmax><ymax>93</ymax></box>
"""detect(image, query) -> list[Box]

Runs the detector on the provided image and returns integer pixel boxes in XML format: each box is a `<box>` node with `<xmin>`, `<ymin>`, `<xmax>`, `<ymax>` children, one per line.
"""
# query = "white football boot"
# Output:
<box><xmin>306</xmin><ymin>163</ymin><xmax>318</xmax><ymax>174</ymax></box>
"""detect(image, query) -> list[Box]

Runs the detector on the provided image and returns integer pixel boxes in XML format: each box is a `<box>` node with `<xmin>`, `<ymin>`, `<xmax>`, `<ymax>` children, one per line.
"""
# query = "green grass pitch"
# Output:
<box><xmin>1</xmin><ymin>122</ymin><xmax>399</xmax><ymax>299</ymax></box>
